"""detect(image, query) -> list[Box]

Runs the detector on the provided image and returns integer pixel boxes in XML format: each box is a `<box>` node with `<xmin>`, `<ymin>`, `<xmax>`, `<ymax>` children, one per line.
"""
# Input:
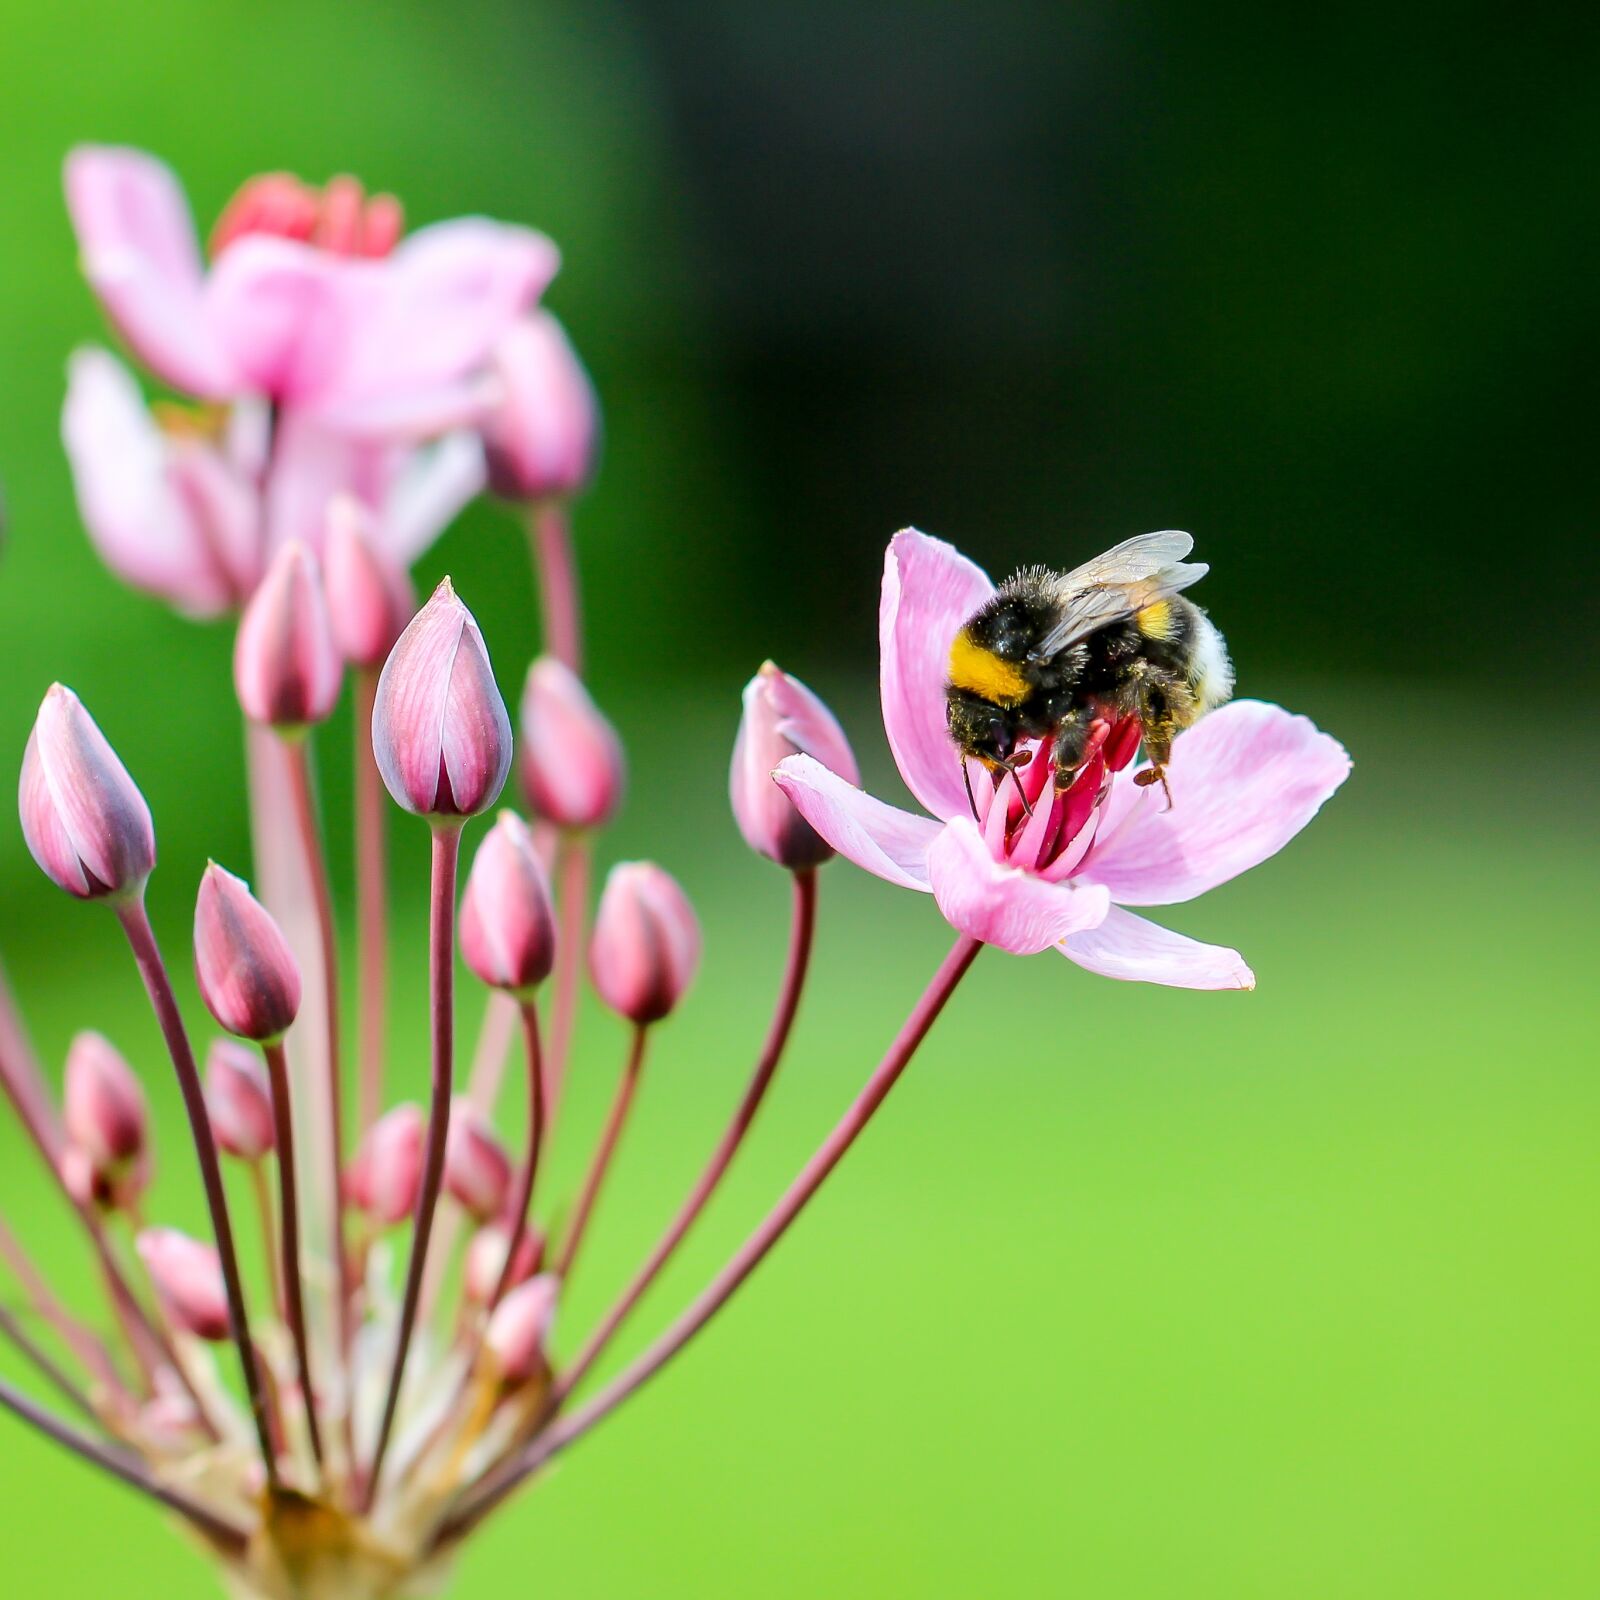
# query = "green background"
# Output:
<box><xmin>0</xmin><ymin>2</ymin><xmax>1594</xmax><ymax>1595</ymax></box>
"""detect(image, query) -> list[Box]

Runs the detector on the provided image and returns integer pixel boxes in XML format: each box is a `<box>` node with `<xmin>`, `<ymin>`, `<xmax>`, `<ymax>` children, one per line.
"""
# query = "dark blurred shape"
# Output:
<box><xmin>625</xmin><ymin>0</ymin><xmax>1600</xmax><ymax>682</ymax></box>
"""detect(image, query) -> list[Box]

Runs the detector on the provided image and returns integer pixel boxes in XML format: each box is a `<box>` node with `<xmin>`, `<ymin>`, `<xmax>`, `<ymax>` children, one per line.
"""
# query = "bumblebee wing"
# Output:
<box><xmin>1028</xmin><ymin>531</ymin><xmax>1209</xmax><ymax>658</ymax></box>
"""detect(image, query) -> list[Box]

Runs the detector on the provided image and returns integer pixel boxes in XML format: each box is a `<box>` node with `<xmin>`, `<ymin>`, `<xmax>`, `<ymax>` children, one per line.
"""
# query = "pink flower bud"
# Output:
<box><xmin>463</xmin><ymin>1221</ymin><xmax>542</xmax><ymax>1303</ymax></box>
<box><xmin>484</xmin><ymin>1273</ymin><xmax>558</xmax><ymax>1384</ymax></box>
<box><xmin>589</xmin><ymin>862</ymin><xmax>700</xmax><ymax>1025</ymax></box>
<box><xmin>61</xmin><ymin>1142</ymin><xmax>148</xmax><ymax>1211</ymax></box>
<box><xmin>233</xmin><ymin>540</ymin><xmax>342</xmax><ymax>729</ymax></box>
<box><xmin>205</xmin><ymin>1038</ymin><xmax>275</xmax><ymax>1161</ymax></box>
<box><xmin>137</xmin><ymin>1228</ymin><xmax>229</xmax><ymax>1342</ymax></box>
<box><xmin>19</xmin><ymin>684</ymin><xmax>155</xmax><ymax>900</ymax></box>
<box><xmin>372</xmin><ymin>578</ymin><xmax>512</xmax><ymax>819</ymax></box>
<box><xmin>443</xmin><ymin>1100</ymin><xmax>513</xmax><ymax>1222</ymax></box>
<box><xmin>323</xmin><ymin>496</ymin><xmax>415</xmax><ymax>669</ymax></box>
<box><xmin>347</xmin><ymin>1103</ymin><xmax>425</xmax><ymax>1226</ymax></box>
<box><xmin>483</xmin><ymin>313</ymin><xmax>600</xmax><ymax>502</ymax></box>
<box><xmin>459</xmin><ymin>812</ymin><xmax>556</xmax><ymax>995</ymax></box>
<box><xmin>731</xmin><ymin>661</ymin><xmax>860</xmax><ymax>870</ymax></box>
<box><xmin>518</xmin><ymin>657</ymin><xmax>624</xmax><ymax>831</ymax></box>
<box><xmin>193</xmin><ymin>863</ymin><xmax>302</xmax><ymax>1042</ymax></box>
<box><xmin>63</xmin><ymin>1030</ymin><xmax>147</xmax><ymax>1174</ymax></box>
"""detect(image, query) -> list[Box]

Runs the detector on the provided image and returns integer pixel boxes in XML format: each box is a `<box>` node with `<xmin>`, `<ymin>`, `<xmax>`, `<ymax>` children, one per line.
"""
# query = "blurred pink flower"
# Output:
<box><xmin>482</xmin><ymin>312</ymin><xmax>600</xmax><ymax>502</ymax></box>
<box><xmin>64</xmin><ymin>145</ymin><xmax>558</xmax><ymax>434</ymax></box>
<box><xmin>62</xmin><ymin>349</ymin><xmax>486</xmax><ymax>614</ymax></box>
<box><xmin>775</xmin><ymin>530</ymin><xmax>1350</xmax><ymax>986</ymax></box>
<box><xmin>517</xmin><ymin>656</ymin><xmax>624</xmax><ymax>831</ymax></box>
<box><xmin>137</xmin><ymin>1228</ymin><xmax>230</xmax><ymax>1343</ymax></box>
<box><xmin>233</xmin><ymin>541</ymin><xmax>342</xmax><ymax>729</ymax></box>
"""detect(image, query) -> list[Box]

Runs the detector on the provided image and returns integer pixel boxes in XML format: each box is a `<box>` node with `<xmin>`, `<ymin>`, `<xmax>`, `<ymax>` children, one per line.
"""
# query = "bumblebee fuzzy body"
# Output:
<box><xmin>945</xmin><ymin>534</ymin><xmax>1232</xmax><ymax>792</ymax></box>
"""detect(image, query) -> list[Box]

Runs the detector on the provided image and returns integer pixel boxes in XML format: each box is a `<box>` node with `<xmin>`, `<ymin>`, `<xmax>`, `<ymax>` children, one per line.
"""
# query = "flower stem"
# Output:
<box><xmin>554</xmin><ymin>1026</ymin><xmax>647</xmax><ymax>1285</ymax></box>
<box><xmin>261</xmin><ymin>1040</ymin><xmax>324</xmax><ymax>1473</ymax></box>
<box><xmin>282</xmin><ymin>738</ymin><xmax>352</xmax><ymax>1366</ymax></box>
<box><xmin>0</xmin><ymin>1374</ymin><xmax>250</xmax><ymax>1553</ymax></box>
<box><xmin>528</xmin><ymin>499</ymin><xmax>582</xmax><ymax>673</ymax></box>
<box><xmin>353</xmin><ymin>668</ymin><xmax>388</xmax><ymax>1138</ymax></box>
<box><xmin>114</xmin><ymin>896</ymin><xmax>279</xmax><ymax>1485</ymax></box>
<box><xmin>364</xmin><ymin>822</ymin><xmax>462</xmax><ymax>1509</ymax></box>
<box><xmin>0</xmin><ymin>1302</ymin><xmax>101</xmax><ymax>1425</ymax></box>
<box><xmin>544</xmin><ymin>835</ymin><xmax>589</xmax><ymax>1132</ymax></box>
<box><xmin>250</xmin><ymin>1159</ymin><xmax>285</xmax><ymax>1319</ymax></box>
<box><xmin>444</xmin><ymin>934</ymin><xmax>982</xmax><ymax>1539</ymax></box>
<box><xmin>491</xmin><ymin>1003</ymin><xmax>547</xmax><ymax>1309</ymax></box>
<box><xmin>0</xmin><ymin>970</ymin><xmax>174</xmax><ymax>1389</ymax></box>
<box><xmin>558</xmin><ymin>868</ymin><xmax>818</xmax><ymax>1399</ymax></box>
<box><xmin>0</xmin><ymin>1206</ymin><xmax>132</xmax><ymax>1409</ymax></box>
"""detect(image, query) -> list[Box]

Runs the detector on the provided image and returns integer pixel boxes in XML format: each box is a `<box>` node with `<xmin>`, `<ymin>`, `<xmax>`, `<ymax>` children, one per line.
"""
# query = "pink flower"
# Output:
<box><xmin>204</xmin><ymin>1039</ymin><xmax>276</xmax><ymax>1162</ymax></box>
<box><xmin>137</xmin><ymin>1228</ymin><xmax>230</xmax><ymax>1343</ymax></box>
<box><xmin>233</xmin><ymin>541</ymin><xmax>342</xmax><ymax>729</ymax></box>
<box><xmin>460</xmin><ymin>812</ymin><xmax>557</xmax><ymax>995</ymax></box>
<box><xmin>62</xmin><ymin>352</ymin><xmax>487</xmax><ymax>616</ymax></box>
<box><xmin>372</xmin><ymin>578</ymin><xmax>513</xmax><ymax>819</ymax></box>
<box><xmin>730</xmin><ymin>661</ymin><xmax>859</xmax><ymax>870</ymax></box>
<box><xmin>443</xmin><ymin>1101</ymin><xmax>513</xmax><ymax>1222</ymax></box>
<box><xmin>482</xmin><ymin>313</ymin><xmax>600</xmax><ymax>502</ymax></box>
<box><xmin>323</xmin><ymin>497</ymin><xmax>416</xmax><ymax>669</ymax></box>
<box><xmin>20</xmin><ymin>684</ymin><xmax>155</xmax><ymax>901</ymax></box>
<box><xmin>64</xmin><ymin>1030</ymin><xmax>148</xmax><ymax>1172</ymax></box>
<box><xmin>517</xmin><ymin>657</ymin><xmax>624</xmax><ymax>831</ymax></box>
<box><xmin>590</xmin><ymin>862</ymin><xmax>700</xmax><ymax>1024</ymax></box>
<box><xmin>774</xmin><ymin>530</ymin><xmax>1350</xmax><ymax>986</ymax></box>
<box><xmin>484</xmin><ymin>1275</ymin><xmax>559</xmax><ymax>1384</ymax></box>
<box><xmin>193</xmin><ymin>863</ymin><xmax>302</xmax><ymax>1042</ymax></box>
<box><xmin>463</xmin><ymin>1221</ymin><xmax>542</xmax><ymax>1304</ymax></box>
<box><xmin>61</xmin><ymin>350</ymin><xmax>258</xmax><ymax>615</ymax></box>
<box><xmin>64</xmin><ymin>146</ymin><xmax>558</xmax><ymax>434</ymax></box>
<box><xmin>347</xmin><ymin>1104</ymin><xmax>425</xmax><ymax>1226</ymax></box>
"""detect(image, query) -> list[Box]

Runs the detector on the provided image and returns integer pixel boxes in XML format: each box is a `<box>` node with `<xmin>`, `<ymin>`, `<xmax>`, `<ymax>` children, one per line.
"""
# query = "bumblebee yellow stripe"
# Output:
<box><xmin>948</xmin><ymin>629</ymin><xmax>1029</xmax><ymax>706</ymax></box>
<box><xmin>1137</xmin><ymin>599</ymin><xmax>1174</xmax><ymax>639</ymax></box>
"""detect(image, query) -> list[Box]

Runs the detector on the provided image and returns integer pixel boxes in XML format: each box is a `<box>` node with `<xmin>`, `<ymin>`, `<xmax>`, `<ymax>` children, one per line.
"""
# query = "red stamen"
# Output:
<box><xmin>1105</xmin><ymin>714</ymin><xmax>1142</xmax><ymax>772</ymax></box>
<box><xmin>209</xmin><ymin>173</ymin><xmax>404</xmax><ymax>259</ymax></box>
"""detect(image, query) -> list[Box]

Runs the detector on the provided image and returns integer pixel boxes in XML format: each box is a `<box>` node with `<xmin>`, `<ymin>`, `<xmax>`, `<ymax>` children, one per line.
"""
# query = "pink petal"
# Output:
<box><xmin>926</xmin><ymin>815</ymin><xmax>1109</xmax><ymax>955</ymax></box>
<box><xmin>1060</xmin><ymin>906</ymin><xmax>1255</xmax><ymax>990</ymax></box>
<box><xmin>261</xmin><ymin>411</ymin><xmax>391</xmax><ymax>556</ymax></box>
<box><xmin>61</xmin><ymin>349</ymin><xmax>235</xmax><ymax>615</ymax></box>
<box><xmin>205</xmin><ymin>236</ymin><xmax>360</xmax><ymax>405</ymax></box>
<box><xmin>379</xmin><ymin>432</ymin><xmax>486</xmax><ymax>566</ymax></box>
<box><xmin>1079</xmin><ymin>700</ymin><xmax>1351</xmax><ymax>906</ymax></box>
<box><xmin>773</xmin><ymin>755</ymin><xmax>939</xmax><ymax>891</ymax></box>
<box><xmin>314</xmin><ymin>220</ymin><xmax>559</xmax><ymax>427</ymax></box>
<box><xmin>63</xmin><ymin>147</ymin><xmax>234</xmax><ymax>397</ymax></box>
<box><xmin>879</xmin><ymin>529</ymin><xmax>994</xmax><ymax>821</ymax></box>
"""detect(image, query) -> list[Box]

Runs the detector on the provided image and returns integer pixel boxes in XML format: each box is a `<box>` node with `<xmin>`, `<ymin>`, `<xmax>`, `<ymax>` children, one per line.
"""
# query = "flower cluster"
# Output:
<box><xmin>0</xmin><ymin>146</ymin><xmax>1348</xmax><ymax>1600</ymax></box>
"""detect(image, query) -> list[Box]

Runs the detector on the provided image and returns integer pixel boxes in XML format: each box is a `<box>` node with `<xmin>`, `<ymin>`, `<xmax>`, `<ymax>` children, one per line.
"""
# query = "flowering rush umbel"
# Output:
<box><xmin>0</xmin><ymin>145</ymin><xmax>1349</xmax><ymax>1600</ymax></box>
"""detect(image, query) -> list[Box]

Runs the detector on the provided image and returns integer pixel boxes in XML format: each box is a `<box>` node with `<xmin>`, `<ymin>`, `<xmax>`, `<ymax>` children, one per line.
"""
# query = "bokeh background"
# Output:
<box><xmin>0</xmin><ymin>2</ymin><xmax>1595</xmax><ymax>1595</ymax></box>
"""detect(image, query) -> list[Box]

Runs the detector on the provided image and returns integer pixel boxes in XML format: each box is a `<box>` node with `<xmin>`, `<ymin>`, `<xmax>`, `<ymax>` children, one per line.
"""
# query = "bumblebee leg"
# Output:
<box><xmin>1050</xmin><ymin>712</ymin><xmax>1091</xmax><ymax>791</ymax></box>
<box><xmin>1130</xmin><ymin>667</ymin><xmax>1195</xmax><ymax>811</ymax></box>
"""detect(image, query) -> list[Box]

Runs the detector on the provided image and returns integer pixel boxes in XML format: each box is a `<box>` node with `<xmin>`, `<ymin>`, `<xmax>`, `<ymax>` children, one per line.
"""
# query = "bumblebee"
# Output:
<box><xmin>945</xmin><ymin>530</ymin><xmax>1232</xmax><ymax>804</ymax></box>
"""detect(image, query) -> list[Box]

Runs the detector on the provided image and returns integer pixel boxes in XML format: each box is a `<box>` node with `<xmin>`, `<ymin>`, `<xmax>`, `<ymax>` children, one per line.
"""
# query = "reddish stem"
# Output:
<box><xmin>557</xmin><ymin>869</ymin><xmax>817</xmax><ymax>1399</ymax></box>
<box><xmin>115</xmin><ymin>896</ymin><xmax>279</xmax><ymax>1485</ymax></box>
<box><xmin>491</xmin><ymin>1003</ymin><xmax>547</xmax><ymax>1309</ymax></box>
<box><xmin>0</xmin><ymin>1300</ymin><xmax>101</xmax><ymax>1425</ymax></box>
<box><xmin>554</xmin><ymin>1027</ymin><xmax>647</xmax><ymax>1285</ymax></box>
<box><xmin>544</xmin><ymin>837</ymin><xmax>589</xmax><ymax>1132</ymax></box>
<box><xmin>282</xmin><ymin>739</ymin><xmax>353</xmax><ymax>1364</ymax></box>
<box><xmin>444</xmin><ymin>934</ymin><xmax>982</xmax><ymax>1539</ymax></box>
<box><xmin>364</xmin><ymin>822</ymin><xmax>461</xmax><ymax>1508</ymax></box>
<box><xmin>529</xmin><ymin>499</ymin><xmax>582</xmax><ymax>673</ymax></box>
<box><xmin>0</xmin><ymin>1374</ymin><xmax>249</xmax><ymax>1552</ymax></box>
<box><xmin>353</xmin><ymin>669</ymin><xmax>388</xmax><ymax>1137</ymax></box>
<box><xmin>262</xmin><ymin>1040</ymin><xmax>324</xmax><ymax>1472</ymax></box>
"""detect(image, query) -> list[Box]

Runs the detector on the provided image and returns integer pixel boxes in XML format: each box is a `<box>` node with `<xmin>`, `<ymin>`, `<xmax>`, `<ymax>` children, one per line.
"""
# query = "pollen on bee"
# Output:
<box><xmin>948</xmin><ymin>628</ymin><xmax>1029</xmax><ymax>706</ymax></box>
